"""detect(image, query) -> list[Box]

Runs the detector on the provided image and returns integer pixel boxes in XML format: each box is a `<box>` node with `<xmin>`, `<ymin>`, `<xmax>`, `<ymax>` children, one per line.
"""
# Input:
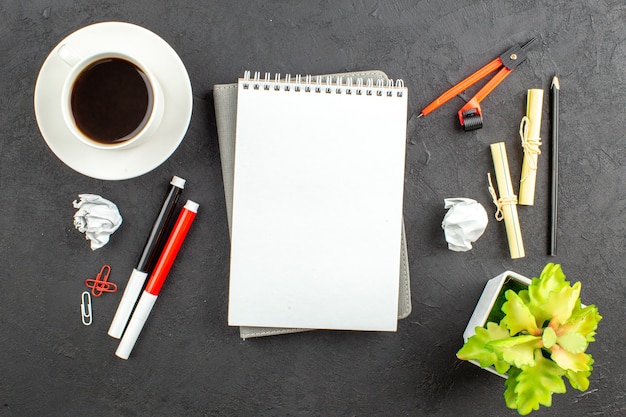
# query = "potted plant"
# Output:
<box><xmin>457</xmin><ymin>263</ymin><xmax>602</xmax><ymax>415</ymax></box>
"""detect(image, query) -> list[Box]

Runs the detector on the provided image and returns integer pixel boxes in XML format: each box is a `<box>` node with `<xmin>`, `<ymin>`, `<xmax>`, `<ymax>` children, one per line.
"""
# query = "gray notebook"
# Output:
<box><xmin>213</xmin><ymin>70</ymin><xmax>411</xmax><ymax>338</ymax></box>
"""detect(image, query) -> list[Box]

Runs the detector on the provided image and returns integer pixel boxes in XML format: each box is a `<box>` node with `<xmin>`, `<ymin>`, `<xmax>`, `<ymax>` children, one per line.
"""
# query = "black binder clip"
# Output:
<box><xmin>419</xmin><ymin>38</ymin><xmax>538</xmax><ymax>131</ymax></box>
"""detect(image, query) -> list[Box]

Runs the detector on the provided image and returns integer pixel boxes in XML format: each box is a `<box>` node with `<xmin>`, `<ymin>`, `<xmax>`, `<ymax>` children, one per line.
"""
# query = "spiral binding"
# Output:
<box><xmin>241</xmin><ymin>71</ymin><xmax>405</xmax><ymax>97</ymax></box>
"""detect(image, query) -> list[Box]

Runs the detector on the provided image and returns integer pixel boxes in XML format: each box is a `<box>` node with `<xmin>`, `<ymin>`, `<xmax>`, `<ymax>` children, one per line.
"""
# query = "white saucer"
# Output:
<box><xmin>34</xmin><ymin>22</ymin><xmax>193</xmax><ymax>180</ymax></box>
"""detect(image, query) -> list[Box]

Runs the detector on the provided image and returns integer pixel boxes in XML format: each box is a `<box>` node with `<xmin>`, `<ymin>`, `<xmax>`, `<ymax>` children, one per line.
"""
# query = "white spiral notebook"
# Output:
<box><xmin>228</xmin><ymin>71</ymin><xmax>409</xmax><ymax>331</ymax></box>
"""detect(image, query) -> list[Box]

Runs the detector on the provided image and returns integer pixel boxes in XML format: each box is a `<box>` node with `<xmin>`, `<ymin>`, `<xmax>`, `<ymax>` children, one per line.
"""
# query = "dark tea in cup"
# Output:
<box><xmin>70</xmin><ymin>58</ymin><xmax>154</xmax><ymax>144</ymax></box>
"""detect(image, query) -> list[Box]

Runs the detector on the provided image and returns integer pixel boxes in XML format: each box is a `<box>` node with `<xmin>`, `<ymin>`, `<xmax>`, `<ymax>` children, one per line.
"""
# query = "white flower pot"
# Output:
<box><xmin>462</xmin><ymin>270</ymin><xmax>532</xmax><ymax>378</ymax></box>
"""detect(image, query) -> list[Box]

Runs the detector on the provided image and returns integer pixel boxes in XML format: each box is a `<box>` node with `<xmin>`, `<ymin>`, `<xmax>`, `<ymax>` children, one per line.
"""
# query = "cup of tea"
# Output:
<box><xmin>57</xmin><ymin>44</ymin><xmax>164</xmax><ymax>150</ymax></box>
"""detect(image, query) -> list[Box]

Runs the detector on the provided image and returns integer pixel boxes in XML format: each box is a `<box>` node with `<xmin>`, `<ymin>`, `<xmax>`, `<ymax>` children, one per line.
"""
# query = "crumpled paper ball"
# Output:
<box><xmin>441</xmin><ymin>198</ymin><xmax>488</xmax><ymax>252</ymax></box>
<box><xmin>73</xmin><ymin>194</ymin><xmax>123</xmax><ymax>250</ymax></box>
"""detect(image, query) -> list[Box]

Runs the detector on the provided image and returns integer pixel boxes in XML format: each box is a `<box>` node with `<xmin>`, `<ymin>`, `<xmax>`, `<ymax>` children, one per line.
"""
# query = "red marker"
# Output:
<box><xmin>116</xmin><ymin>200</ymin><xmax>199</xmax><ymax>360</ymax></box>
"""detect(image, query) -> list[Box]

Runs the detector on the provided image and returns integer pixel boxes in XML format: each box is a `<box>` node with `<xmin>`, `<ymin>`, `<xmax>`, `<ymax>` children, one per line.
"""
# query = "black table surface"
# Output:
<box><xmin>1</xmin><ymin>1</ymin><xmax>624</xmax><ymax>416</ymax></box>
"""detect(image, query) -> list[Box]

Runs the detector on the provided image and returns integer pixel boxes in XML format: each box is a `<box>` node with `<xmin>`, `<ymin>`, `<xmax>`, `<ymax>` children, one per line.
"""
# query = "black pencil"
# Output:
<box><xmin>550</xmin><ymin>75</ymin><xmax>560</xmax><ymax>256</ymax></box>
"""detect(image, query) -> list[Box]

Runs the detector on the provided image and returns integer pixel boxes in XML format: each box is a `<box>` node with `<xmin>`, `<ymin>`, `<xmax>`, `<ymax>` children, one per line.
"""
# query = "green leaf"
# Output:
<box><xmin>565</xmin><ymin>357</ymin><xmax>594</xmax><ymax>391</ymax></box>
<box><xmin>558</xmin><ymin>303</ymin><xmax>602</xmax><ymax>342</ymax></box>
<box><xmin>557</xmin><ymin>332</ymin><xmax>588</xmax><ymax>354</ymax></box>
<box><xmin>528</xmin><ymin>265</ymin><xmax>581</xmax><ymax>326</ymax></box>
<box><xmin>542</xmin><ymin>327</ymin><xmax>557</xmax><ymax>349</ymax></box>
<box><xmin>545</xmin><ymin>283</ymin><xmax>581</xmax><ymax>326</ymax></box>
<box><xmin>494</xmin><ymin>355</ymin><xmax>511</xmax><ymax>375</ymax></box>
<box><xmin>517</xmin><ymin>289</ymin><xmax>530</xmax><ymax>304</ymax></box>
<box><xmin>527</xmin><ymin>263</ymin><xmax>571</xmax><ymax>325</ymax></box>
<box><xmin>457</xmin><ymin>322</ymin><xmax>510</xmax><ymax>373</ymax></box>
<box><xmin>488</xmin><ymin>335</ymin><xmax>542</xmax><ymax>368</ymax></box>
<box><xmin>501</xmin><ymin>290</ymin><xmax>540</xmax><ymax>336</ymax></box>
<box><xmin>550</xmin><ymin>344</ymin><xmax>592</xmax><ymax>372</ymax></box>
<box><xmin>504</xmin><ymin>367</ymin><xmax>522</xmax><ymax>411</ymax></box>
<box><xmin>510</xmin><ymin>350</ymin><xmax>566</xmax><ymax>415</ymax></box>
<box><xmin>533</xmin><ymin>263</ymin><xmax>567</xmax><ymax>294</ymax></box>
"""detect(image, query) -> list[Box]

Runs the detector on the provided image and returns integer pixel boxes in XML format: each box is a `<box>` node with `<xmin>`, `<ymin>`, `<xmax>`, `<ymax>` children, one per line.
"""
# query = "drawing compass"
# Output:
<box><xmin>418</xmin><ymin>37</ymin><xmax>537</xmax><ymax>131</ymax></box>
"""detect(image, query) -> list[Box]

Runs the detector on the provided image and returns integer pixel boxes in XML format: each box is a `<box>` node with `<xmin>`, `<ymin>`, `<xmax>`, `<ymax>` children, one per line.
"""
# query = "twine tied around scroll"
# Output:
<box><xmin>519</xmin><ymin>116</ymin><xmax>542</xmax><ymax>177</ymax></box>
<box><xmin>487</xmin><ymin>173</ymin><xmax>518</xmax><ymax>221</ymax></box>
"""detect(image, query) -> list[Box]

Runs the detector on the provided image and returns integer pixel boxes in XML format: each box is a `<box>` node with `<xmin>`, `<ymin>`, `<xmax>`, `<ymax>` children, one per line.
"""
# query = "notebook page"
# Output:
<box><xmin>228</xmin><ymin>76</ymin><xmax>408</xmax><ymax>331</ymax></box>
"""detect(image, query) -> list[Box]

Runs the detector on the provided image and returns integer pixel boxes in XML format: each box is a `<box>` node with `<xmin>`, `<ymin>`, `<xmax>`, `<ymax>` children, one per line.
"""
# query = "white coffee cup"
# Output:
<box><xmin>57</xmin><ymin>44</ymin><xmax>164</xmax><ymax>150</ymax></box>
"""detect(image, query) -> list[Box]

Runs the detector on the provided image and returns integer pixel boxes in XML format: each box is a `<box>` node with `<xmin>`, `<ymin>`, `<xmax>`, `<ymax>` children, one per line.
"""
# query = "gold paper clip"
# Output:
<box><xmin>81</xmin><ymin>291</ymin><xmax>92</xmax><ymax>326</ymax></box>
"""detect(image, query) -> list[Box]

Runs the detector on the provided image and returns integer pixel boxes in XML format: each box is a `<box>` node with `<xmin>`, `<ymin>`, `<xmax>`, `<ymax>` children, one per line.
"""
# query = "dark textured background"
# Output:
<box><xmin>1</xmin><ymin>1</ymin><xmax>624</xmax><ymax>416</ymax></box>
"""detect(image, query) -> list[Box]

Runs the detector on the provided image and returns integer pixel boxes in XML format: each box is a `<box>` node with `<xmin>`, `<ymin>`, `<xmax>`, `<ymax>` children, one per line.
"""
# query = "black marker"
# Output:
<box><xmin>108</xmin><ymin>176</ymin><xmax>185</xmax><ymax>338</ymax></box>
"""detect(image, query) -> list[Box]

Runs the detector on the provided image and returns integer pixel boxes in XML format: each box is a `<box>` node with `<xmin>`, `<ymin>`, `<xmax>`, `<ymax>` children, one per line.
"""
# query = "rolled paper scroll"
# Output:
<box><xmin>489</xmin><ymin>142</ymin><xmax>525</xmax><ymax>259</ymax></box>
<box><xmin>519</xmin><ymin>88</ymin><xmax>544</xmax><ymax>205</ymax></box>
